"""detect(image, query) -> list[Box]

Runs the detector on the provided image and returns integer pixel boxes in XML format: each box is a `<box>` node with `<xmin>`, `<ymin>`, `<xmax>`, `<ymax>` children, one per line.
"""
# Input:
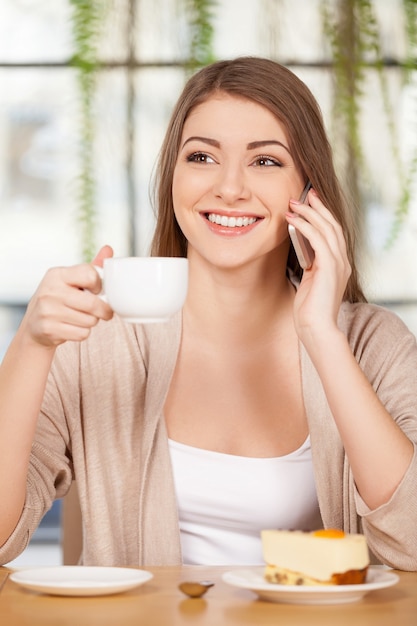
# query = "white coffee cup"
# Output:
<box><xmin>95</xmin><ymin>257</ymin><xmax>188</xmax><ymax>323</ymax></box>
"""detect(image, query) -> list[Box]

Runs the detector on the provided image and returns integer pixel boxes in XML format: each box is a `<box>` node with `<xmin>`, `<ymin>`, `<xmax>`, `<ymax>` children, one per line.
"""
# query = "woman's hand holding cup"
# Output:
<box><xmin>21</xmin><ymin>243</ymin><xmax>189</xmax><ymax>352</ymax></box>
<box><xmin>22</xmin><ymin>245</ymin><xmax>114</xmax><ymax>348</ymax></box>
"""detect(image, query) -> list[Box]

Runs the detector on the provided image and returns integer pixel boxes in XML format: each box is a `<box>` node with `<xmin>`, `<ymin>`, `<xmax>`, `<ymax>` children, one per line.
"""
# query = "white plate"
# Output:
<box><xmin>222</xmin><ymin>566</ymin><xmax>399</xmax><ymax>605</ymax></box>
<box><xmin>9</xmin><ymin>566</ymin><xmax>153</xmax><ymax>597</ymax></box>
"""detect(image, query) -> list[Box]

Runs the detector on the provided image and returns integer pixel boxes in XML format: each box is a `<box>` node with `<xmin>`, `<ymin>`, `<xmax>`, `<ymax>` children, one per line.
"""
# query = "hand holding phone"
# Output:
<box><xmin>288</xmin><ymin>181</ymin><xmax>314</xmax><ymax>270</ymax></box>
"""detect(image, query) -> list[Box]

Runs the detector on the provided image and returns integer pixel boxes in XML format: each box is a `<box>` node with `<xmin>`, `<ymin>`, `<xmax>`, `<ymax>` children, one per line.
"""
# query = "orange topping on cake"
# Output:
<box><xmin>313</xmin><ymin>529</ymin><xmax>345</xmax><ymax>539</ymax></box>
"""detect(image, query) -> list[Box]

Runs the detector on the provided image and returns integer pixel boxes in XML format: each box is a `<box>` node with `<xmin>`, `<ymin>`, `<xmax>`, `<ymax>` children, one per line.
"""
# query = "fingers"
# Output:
<box><xmin>288</xmin><ymin>190</ymin><xmax>338</xmax><ymax>235</ymax></box>
<box><xmin>88</xmin><ymin>245</ymin><xmax>114</xmax><ymax>295</ymax></box>
<box><xmin>29</xmin><ymin>299</ymin><xmax>105</xmax><ymax>346</ymax></box>
<box><xmin>289</xmin><ymin>192</ymin><xmax>352</xmax><ymax>338</ymax></box>
<box><xmin>287</xmin><ymin>190</ymin><xmax>349</xmax><ymax>265</ymax></box>
<box><xmin>46</xmin><ymin>265</ymin><xmax>113</xmax><ymax>318</ymax></box>
<box><xmin>92</xmin><ymin>245</ymin><xmax>114</xmax><ymax>268</ymax></box>
<box><xmin>24</xmin><ymin>261</ymin><xmax>114</xmax><ymax>348</ymax></box>
<box><xmin>41</xmin><ymin>271</ymin><xmax>111</xmax><ymax>319</ymax></box>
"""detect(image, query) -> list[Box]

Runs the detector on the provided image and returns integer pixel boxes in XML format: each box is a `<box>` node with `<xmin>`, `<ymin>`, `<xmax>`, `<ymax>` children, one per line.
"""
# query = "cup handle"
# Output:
<box><xmin>92</xmin><ymin>265</ymin><xmax>107</xmax><ymax>302</ymax></box>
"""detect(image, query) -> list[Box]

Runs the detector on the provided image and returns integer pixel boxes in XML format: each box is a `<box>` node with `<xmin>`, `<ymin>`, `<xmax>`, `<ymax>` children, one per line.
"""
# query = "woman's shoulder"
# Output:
<box><xmin>339</xmin><ymin>301</ymin><xmax>417</xmax><ymax>347</ymax></box>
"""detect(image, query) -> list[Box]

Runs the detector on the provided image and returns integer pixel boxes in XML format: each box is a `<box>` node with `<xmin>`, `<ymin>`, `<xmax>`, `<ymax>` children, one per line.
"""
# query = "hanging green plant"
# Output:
<box><xmin>320</xmin><ymin>0</ymin><xmax>366</xmax><ymax>245</ymax></box>
<box><xmin>183</xmin><ymin>0</ymin><xmax>218</xmax><ymax>71</ymax></box>
<box><xmin>386</xmin><ymin>0</ymin><xmax>417</xmax><ymax>246</ymax></box>
<box><xmin>69</xmin><ymin>0</ymin><xmax>109</xmax><ymax>262</ymax></box>
<box><xmin>322</xmin><ymin>0</ymin><xmax>417</xmax><ymax>246</ymax></box>
<box><xmin>403</xmin><ymin>0</ymin><xmax>417</xmax><ymax>76</ymax></box>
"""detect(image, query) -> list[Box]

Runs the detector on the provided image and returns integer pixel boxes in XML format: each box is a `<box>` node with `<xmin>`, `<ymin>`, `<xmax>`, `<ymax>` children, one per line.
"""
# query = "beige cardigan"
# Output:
<box><xmin>1</xmin><ymin>303</ymin><xmax>417</xmax><ymax>569</ymax></box>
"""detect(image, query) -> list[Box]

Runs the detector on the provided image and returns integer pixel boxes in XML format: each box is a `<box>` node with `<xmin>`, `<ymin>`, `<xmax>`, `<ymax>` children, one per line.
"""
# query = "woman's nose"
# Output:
<box><xmin>212</xmin><ymin>163</ymin><xmax>250</xmax><ymax>204</ymax></box>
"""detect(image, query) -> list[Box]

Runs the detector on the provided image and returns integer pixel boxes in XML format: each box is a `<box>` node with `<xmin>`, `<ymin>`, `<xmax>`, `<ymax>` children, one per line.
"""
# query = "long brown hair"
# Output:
<box><xmin>151</xmin><ymin>56</ymin><xmax>366</xmax><ymax>303</ymax></box>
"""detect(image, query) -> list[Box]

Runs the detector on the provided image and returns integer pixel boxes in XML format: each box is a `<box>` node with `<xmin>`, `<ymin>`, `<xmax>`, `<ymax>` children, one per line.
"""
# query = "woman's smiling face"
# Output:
<box><xmin>172</xmin><ymin>93</ymin><xmax>305</xmax><ymax>270</ymax></box>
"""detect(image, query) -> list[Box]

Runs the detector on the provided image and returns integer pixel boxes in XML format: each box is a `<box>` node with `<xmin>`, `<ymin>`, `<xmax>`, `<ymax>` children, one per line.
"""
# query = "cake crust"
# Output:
<box><xmin>265</xmin><ymin>564</ymin><xmax>369</xmax><ymax>586</ymax></box>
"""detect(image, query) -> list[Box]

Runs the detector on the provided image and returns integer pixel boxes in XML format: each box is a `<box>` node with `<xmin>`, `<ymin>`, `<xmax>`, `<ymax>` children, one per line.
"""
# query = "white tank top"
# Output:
<box><xmin>168</xmin><ymin>437</ymin><xmax>323</xmax><ymax>565</ymax></box>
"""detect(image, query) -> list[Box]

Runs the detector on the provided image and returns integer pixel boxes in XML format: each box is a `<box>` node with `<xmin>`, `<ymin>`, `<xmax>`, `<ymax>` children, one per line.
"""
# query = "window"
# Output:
<box><xmin>1</xmin><ymin>0</ymin><xmax>416</xmax><ymax>336</ymax></box>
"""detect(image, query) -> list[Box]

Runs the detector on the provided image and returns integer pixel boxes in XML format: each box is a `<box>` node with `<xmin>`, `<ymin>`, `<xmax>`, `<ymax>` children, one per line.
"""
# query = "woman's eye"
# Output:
<box><xmin>186</xmin><ymin>152</ymin><xmax>215</xmax><ymax>164</ymax></box>
<box><xmin>253</xmin><ymin>155</ymin><xmax>282</xmax><ymax>167</ymax></box>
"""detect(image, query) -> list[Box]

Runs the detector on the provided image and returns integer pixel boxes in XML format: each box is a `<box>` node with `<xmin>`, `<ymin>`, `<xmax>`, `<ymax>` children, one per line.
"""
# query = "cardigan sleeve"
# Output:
<box><xmin>0</xmin><ymin>348</ymin><xmax>75</xmax><ymax>566</ymax></box>
<box><xmin>345</xmin><ymin>304</ymin><xmax>417</xmax><ymax>570</ymax></box>
<box><xmin>354</xmin><ymin>445</ymin><xmax>417</xmax><ymax>569</ymax></box>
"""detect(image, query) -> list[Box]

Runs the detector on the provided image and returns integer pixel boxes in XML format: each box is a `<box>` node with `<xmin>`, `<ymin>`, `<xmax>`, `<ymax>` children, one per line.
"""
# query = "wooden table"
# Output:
<box><xmin>1</xmin><ymin>565</ymin><xmax>416</xmax><ymax>626</ymax></box>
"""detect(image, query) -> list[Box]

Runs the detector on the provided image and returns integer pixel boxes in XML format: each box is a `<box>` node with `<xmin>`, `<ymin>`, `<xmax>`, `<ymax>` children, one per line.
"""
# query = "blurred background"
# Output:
<box><xmin>1</xmin><ymin>0</ymin><xmax>417</xmax><ymax>566</ymax></box>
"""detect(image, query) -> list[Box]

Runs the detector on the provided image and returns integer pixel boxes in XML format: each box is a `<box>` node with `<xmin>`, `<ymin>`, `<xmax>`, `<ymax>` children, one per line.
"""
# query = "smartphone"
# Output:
<box><xmin>288</xmin><ymin>180</ymin><xmax>314</xmax><ymax>270</ymax></box>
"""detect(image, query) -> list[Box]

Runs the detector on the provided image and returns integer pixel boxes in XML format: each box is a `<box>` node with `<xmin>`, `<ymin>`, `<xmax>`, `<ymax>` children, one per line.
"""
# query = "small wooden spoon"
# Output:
<box><xmin>178</xmin><ymin>580</ymin><xmax>215</xmax><ymax>598</ymax></box>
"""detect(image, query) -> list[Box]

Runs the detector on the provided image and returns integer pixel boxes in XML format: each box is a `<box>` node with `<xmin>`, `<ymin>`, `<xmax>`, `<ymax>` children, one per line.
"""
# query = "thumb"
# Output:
<box><xmin>92</xmin><ymin>245</ymin><xmax>114</xmax><ymax>268</ymax></box>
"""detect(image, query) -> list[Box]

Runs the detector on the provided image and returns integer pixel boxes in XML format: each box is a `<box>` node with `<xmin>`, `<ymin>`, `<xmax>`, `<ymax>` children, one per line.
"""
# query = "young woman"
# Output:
<box><xmin>0</xmin><ymin>57</ymin><xmax>416</xmax><ymax>569</ymax></box>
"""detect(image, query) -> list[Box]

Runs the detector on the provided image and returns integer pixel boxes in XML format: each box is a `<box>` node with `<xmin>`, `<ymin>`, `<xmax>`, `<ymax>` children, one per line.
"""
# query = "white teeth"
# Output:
<box><xmin>207</xmin><ymin>213</ymin><xmax>257</xmax><ymax>228</ymax></box>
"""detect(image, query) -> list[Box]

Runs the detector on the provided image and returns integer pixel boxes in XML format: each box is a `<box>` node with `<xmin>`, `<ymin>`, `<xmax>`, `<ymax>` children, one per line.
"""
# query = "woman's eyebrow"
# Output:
<box><xmin>247</xmin><ymin>139</ymin><xmax>291</xmax><ymax>154</ymax></box>
<box><xmin>181</xmin><ymin>136</ymin><xmax>220</xmax><ymax>149</ymax></box>
<box><xmin>180</xmin><ymin>136</ymin><xmax>291</xmax><ymax>154</ymax></box>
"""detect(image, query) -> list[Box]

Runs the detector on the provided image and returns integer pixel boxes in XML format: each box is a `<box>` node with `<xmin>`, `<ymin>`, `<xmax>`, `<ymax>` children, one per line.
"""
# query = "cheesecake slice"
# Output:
<box><xmin>261</xmin><ymin>529</ymin><xmax>370</xmax><ymax>586</ymax></box>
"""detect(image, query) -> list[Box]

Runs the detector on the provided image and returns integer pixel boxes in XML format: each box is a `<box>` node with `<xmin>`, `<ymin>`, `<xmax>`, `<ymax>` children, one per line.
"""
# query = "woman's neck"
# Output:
<box><xmin>183</xmin><ymin>254</ymin><xmax>295</xmax><ymax>345</ymax></box>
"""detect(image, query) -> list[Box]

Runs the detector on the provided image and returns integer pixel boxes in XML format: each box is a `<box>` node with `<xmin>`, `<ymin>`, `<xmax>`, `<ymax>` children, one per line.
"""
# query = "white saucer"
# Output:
<box><xmin>9</xmin><ymin>566</ymin><xmax>153</xmax><ymax>597</ymax></box>
<box><xmin>222</xmin><ymin>566</ymin><xmax>399</xmax><ymax>605</ymax></box>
